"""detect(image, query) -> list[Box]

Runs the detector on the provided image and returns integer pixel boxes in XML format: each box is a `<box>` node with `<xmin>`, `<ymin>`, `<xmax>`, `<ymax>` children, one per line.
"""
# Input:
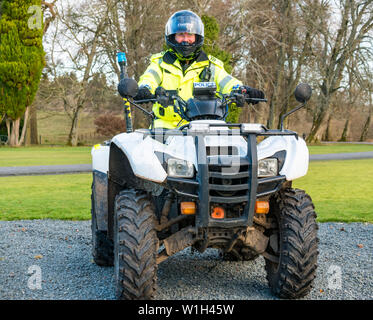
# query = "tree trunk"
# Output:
<box><xmin>18</xmin><ymin>106</ymin><xmax>29</xmax><ymax>146</ymax></box>
<box><xmin>67</xmin><ymin>106</ymin><xmax>83</xmax><ymax>146</ymax></box>
<box><xmin>360</xmin><ymin>108</ymin><xmax>372</xmax><ymax>142</ymax></box>
<box><xmin>29</xmin><ymin>104</ymin><xmax>39</xmax><ymax>144</ymax></box>
<box><xmin>322</xmin><ymin>114</ymin><xmax>332</xmax><ymax>141</ymax></box>
<box><xmin>307</xmin><ymin>93</ymin><xmax>329</xmax><ymax>143</ymax></box>
<box><xmin>339</xmin><ymin>118</ymin><xmax>350</xmax><ymax>142</ymax></box>
<box><xmin>25</xmin><ymin>104</ymin><xmax>38</xmax><ymax>145</ymax></box>
<box><xmin>7</xmin><ymin>107</ymin><xmax>30</xmax><ymax>147</ymax></box>
<box><xmin>8</xmin><ymin>119</ymin><xmax>20</xmax><ymax>147</ymax></box>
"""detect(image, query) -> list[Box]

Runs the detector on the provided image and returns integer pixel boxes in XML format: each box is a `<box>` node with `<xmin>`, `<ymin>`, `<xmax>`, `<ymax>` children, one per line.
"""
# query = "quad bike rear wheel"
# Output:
<box><xmin>264</xmin><ymin>188</ymin><xmax>319</xmax><ymax>299</ymax></box>
<box><xmin>114</xmin><ymin>189</ymin><xmax>158</xmax><ymax>300</ymax></box>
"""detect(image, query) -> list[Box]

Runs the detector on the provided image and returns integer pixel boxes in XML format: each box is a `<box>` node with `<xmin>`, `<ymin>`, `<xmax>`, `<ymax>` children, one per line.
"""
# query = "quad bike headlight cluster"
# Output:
<box><xmin>258</xmin><ymin>158</ymin><xmax>278</xmax><ymax>177</ymax></box>
<box><xmin>167</xmin><ymin>158</ymin><xmax>194</xmax><ymax>178</ymax></box>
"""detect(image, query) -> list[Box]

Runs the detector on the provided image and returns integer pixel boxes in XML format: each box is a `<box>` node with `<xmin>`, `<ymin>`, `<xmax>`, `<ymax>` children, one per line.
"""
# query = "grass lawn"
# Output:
<box><xmin>0</xmin><ymin>173</ymin><xmax>92</xmax><ymax>220</ymax></box>
<box><xmin>0</xmin><ymin>146</ymin><xmax>92</xmax><ymax>167</ymax></box>
<box><xmin>293</xmin><ymin>159</ymin><xmax>373</xmax><ymax>223</ymax></box>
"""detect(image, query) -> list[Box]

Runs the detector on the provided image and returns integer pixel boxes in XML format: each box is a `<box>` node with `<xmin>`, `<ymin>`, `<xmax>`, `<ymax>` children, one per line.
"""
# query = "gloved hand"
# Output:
<box><xmin>241</xmin><ymin>85</ymin><xmax>265</xmax><ymax>105</ymax></box>
<box><xmin>230</xmin><ymin>91</ymin><xmax>246</xmax><ymax>107</ymax></box>
<box><xmin>155</xmin><ymin>86</ymin><xmax>172</xmax><ymax>107</ymax></box>
<box><xmin>230</xmin><ymin>86</ymin><xmax>246</xmax><ymax>107</ymax></box>
<box><xmin>133</xmin><ymin>85</ymin><xmax>154</xmax><ymax>101</ymax></box>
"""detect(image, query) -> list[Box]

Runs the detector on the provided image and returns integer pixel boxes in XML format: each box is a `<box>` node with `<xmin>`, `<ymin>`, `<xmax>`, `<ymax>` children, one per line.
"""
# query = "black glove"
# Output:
<box><xmin>155</xmin><ymin>86</ymin><xmax>173</xmax><ymax>107</ymax></box>
<box><xmin>230</xmin><ymin>90</ymin><xmax>246</xmax><ymax>108</ymax></box>
<box><xmin>117</xmin><ymin>78</ymin><xmax>139</xmax><ymax>98</ymax></box>
<box><xmin>241</xmin><ymin>85</ymin><xmax>265</xmax><ymax>105</ymax></box>
<box><xmin>133</xmin><ymin>86</ymin><xmax>154</xmax><ymax>101</ymax></box>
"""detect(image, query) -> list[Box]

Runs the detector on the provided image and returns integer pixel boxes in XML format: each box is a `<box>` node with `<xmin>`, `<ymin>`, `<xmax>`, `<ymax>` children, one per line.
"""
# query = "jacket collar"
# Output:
<box><xmin>195</xmin><ymin>50</ymin><xmax>208</xmax><ymax>63</ymax></box>
<box><xmin>160</xmin><ymin>50</ymin><xmax>209</xmax><ymax>78</ymax></box>
<box><xmin>163</xmin><ymin>50</ymin><xmax>209</xmax><ymax>65</ymax></box>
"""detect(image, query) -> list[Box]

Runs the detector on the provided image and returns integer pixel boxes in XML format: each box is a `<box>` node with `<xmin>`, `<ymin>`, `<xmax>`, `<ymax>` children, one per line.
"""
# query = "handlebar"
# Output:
<box><xmin>132</xmin><ymin>89</ymin><xmax>267</xmax><ymax>106</ymax></box>
<box><xmin>129</xmin><ymin>88</ymin><xmax>267</xmax><ymax>125</ymax></box>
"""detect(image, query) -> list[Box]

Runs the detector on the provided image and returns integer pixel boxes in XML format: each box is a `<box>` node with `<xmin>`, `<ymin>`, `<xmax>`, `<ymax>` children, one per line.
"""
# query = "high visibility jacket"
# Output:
<box><xmin>138</xmin><ymin>50</ymin><xmax>242</xmax><ymax>129</ymax></box>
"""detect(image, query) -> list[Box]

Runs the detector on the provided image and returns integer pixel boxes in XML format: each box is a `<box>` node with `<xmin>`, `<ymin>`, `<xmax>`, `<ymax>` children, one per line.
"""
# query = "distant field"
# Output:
<box><xmin>37</xmin><ymin>111</ymin><xmax>98</xmax><ymax>145</ymax></box>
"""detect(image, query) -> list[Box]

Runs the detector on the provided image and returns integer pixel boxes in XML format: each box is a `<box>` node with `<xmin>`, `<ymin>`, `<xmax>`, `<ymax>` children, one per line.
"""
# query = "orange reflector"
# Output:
<box><xmin>181</xmin><ymin>202</ymin><xmax>196</xmax><ymax>215</ymax></box>
<box><xmin>255</xmin><ymin>201</ymin><xmax>269</xmax><ymax>214</ymax></box>
<box><xmin>211</xmin><ymin>207</ymin><xmax>225</xmax><ymax>219</ymax></box>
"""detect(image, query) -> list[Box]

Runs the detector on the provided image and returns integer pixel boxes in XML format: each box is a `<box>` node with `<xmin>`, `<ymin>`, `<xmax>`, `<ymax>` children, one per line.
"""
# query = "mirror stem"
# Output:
<box><xmin>280</xmin><ymin>103</ymin><xmax>305</xmax><ymax>131</ymax></box>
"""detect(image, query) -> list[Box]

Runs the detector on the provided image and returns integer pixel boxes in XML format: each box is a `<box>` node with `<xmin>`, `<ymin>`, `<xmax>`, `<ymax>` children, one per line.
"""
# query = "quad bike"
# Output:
<box><xmin>90</xmin><ymin>54</ymin><xmax>318</xmax><ymax>300</ymax></box>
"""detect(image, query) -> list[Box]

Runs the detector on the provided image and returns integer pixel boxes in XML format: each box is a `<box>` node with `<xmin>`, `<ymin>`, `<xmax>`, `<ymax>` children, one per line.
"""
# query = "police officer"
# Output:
<box><xmin>131</xmin><ymin>10</ymin><xmax>265</xmax><ymax>129</ymax></box>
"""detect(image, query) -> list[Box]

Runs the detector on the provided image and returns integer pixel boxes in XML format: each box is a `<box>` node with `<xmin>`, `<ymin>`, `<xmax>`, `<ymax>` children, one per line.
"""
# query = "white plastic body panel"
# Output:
<box><xmin>91</xmin><ymin>145</ymin><xmax>110</xmax><ymax>174</ymax></box>
<box><xmin>91</xmin><ymin>121</ymin><xmax>309</xmax><ymax>183</ymax></box>
<box><xmin>257</xmin><ymin>135</ymin><xmax>309</xmax><ymax>180</ymax></box>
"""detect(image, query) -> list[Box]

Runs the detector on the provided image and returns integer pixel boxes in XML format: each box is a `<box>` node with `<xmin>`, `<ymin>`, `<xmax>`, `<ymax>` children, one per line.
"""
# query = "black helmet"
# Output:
<box><xmin>165</xmin><ymin>10</ymin><xmax>204</xmax><ymax>60</ymax></box>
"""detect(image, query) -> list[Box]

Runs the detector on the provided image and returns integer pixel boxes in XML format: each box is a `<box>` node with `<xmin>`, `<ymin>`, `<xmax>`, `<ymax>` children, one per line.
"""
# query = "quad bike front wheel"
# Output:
<box><xmin>264</xmin><ymin>188</ymin><xmax>319</xmax><ymax>299</ymax></box>
<box><xmin>114</xmin><ymin>189</ymin><xmax>158</xmax><ymax>300</ymax></box>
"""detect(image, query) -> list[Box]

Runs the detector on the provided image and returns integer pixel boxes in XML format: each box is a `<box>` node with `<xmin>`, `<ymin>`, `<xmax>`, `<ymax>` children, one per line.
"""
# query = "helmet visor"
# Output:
<box><xmin>165</xmin><ymin>11</ymin><xmax>204</xmax><ymax>37</ymax></box>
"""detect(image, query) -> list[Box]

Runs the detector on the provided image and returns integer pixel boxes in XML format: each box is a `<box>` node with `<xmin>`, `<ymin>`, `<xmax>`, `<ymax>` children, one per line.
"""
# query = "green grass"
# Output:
<box><xmin>293</xmin><ymin>159</ymin><xmax>373</xmax><ymax>223</ymax></box>
<box><xmin>0</xmin><ymin>146</ymin><xmax>92</xmax><ymax>167</ymax></box>
<box><xmin>0</xmin><ymin>173</ymin><xmax>92</xmax><ymax>220</ymax></box>
<box><xmin>308</xmin><ymin>143</ymin><xmax>373</xmax><ymax>154</ymax></box>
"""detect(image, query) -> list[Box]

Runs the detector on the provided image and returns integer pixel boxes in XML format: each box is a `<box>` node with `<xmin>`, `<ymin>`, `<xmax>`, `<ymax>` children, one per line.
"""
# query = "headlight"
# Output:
<box><xmin>258</xmin><ymin>158</ymin><xmax>278</xmax><ymax>177</ymax></box>
<box><xmin>167</xmin><ymin>158</ymin><xmax>194</xmax><ymax>178</ymax></box>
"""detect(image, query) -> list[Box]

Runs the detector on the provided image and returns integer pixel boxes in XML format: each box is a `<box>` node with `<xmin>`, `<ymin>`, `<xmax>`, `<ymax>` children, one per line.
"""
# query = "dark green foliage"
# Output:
<box><xmin>201</xmin><ymin>15</ymin><xmax>232</xmax><ymax>73</ymax></box>
<box><xmin>201</xmin><ymin>14</ymin><xmax>240</xmax><ymax>123</ymax></box>
<box><xmin>0</xmin><ymin>0</ymin><xmax>45</xmax><ymax>120</ymax></box>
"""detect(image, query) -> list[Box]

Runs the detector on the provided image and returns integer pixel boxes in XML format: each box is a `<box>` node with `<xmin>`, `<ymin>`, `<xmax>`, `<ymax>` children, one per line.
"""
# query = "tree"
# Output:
<box><xmin>201</xmin><ymin>14</ymin><xmax>241</xmax><ymax>123</ymax></box>
<box><xmin>26</xmin><ymin>0</ymin><xmax>58</xmax><ymax>145</ymax></box>
<box><xmin>96</xmin><ymin>0</ymin><xmax>168</xmax><ymax>129</ymax></box>
<box><xmin>0</xmin><ymin>0</ymin><xmax>45</xmax><ymax>146</ymax></box>
<box><xmin>307</xmin><ymin>0</ymin><xmax>373</xmax><ymax>142</ymax></box>
<box><xmin>49</xmin><ymin>0</ymin><xmax>115</xmax><ymax>146</ymax></box>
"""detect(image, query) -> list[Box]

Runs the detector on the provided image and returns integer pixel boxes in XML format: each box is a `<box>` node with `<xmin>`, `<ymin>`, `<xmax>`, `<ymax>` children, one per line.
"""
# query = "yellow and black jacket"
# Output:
<box><xmin>138</xmin><ymin>50</ymin><xmax>242</xmax><ymax>129</ymax></box>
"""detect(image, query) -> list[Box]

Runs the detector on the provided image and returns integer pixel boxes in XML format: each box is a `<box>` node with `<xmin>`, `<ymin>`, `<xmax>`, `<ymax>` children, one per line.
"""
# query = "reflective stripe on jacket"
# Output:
<box><xmin>138</xmin><ymin>50</ymin><xmax>242</xmax><ymax>129</ymax></box>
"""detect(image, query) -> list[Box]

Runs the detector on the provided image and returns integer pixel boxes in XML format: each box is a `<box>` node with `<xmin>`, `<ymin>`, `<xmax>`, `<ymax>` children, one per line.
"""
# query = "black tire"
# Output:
<box><xmin>91</xmin><ymin>184</ymin><xmax>114</xmax><ymax>266</ymax></box>
<box><xmin>264</xmin><ymin>188</ymin><xmax>319</xmax><ymax>299</ymax></box>
<box><xmin>114</xmin><ymin>189</ymin><xmax>158</xmax><ymax>300</ymax></box>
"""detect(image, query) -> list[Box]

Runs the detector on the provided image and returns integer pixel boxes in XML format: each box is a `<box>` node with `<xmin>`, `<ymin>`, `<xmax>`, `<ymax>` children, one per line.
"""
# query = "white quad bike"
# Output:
<box><xmin>90</xmin><ymin>80</ymin><xmax>318</xmax><ymax>300</ymax></box>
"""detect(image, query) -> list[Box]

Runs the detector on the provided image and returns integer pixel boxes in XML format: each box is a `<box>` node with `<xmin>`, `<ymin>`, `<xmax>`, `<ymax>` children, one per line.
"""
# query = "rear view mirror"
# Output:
<box><xmin>117</xmin><ymin>78</ymin><xmax>139</xmax><ymax>98</ymax></box>
<box><xmin>294</xmin><ymin>83</ymin><xmax>312</xmax><ymax>103</ymax></box>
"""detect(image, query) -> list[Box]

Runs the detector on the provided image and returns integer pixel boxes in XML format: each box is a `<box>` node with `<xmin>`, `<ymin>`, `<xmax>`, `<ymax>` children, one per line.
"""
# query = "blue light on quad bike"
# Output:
<box><xmin>117</xmin><ymin>52</ymin><xmax>126</xmax><ymax>63</ymax></box>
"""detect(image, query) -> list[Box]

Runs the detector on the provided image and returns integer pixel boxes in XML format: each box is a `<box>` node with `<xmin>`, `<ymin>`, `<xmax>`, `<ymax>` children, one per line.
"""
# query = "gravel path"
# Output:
<box><xmin>0</xmin><ymin>220</ymin><xmax>372</xmax><ymax>300</ymax></box>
